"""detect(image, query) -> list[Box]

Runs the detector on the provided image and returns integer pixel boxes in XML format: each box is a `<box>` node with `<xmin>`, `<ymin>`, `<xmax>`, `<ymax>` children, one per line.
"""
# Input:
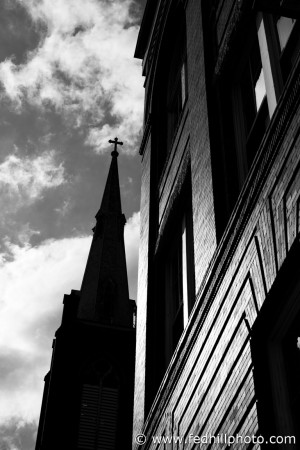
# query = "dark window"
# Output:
<box><xmin>258</xmin><ymin>9</ymin><xmax>299</xmax><ymax>97</ymax></box>
<box><xmin>154</xmin><ymin>9</ymin><xmax>187</xmax><ymax>178</ymax></box>
<box><xmin>166</xmin><ymin>42</ymin><xmax>187</xmax><ymax>150</ymax></box>
<box><xmin>230</xmin><ymin>8</ymin><xmax>299</xmax><ymax>190</ymax></box>
<box><xmin>253</xmin><ymin>308</ymin><xmax>300</xmax><ymax>446</ymax></box>
<box><xmin>165</xmin><ymin>217</ymin><xmax>185</xmax><ymax>356</ymax></box>
<box><xmin>232</xmin><ymin>30</ymin><xmax>270</xmax><ymax>186</ymax></box>
<box><xmin>161</xmin><ymin>170</ymin><xmax>195</xmax><ymax>365</ymax></box>
<box><xmin>209</xmin><ymin>5</ymin><xmax>299</xmax><ymax>236</ymax></box>
<box><xmin>252</xmin><ymin>252</ymin><xmax>300</xmax><ymax>447</ymax></box>
<box><xmin>282</xmin><ymin>316</ymin><xmax>300</xmax><ymax>440</ymax></box>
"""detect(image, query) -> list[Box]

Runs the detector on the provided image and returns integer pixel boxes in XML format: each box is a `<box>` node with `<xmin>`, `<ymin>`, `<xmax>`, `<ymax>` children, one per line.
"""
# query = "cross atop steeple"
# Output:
<box><xmin>78</xmin><ymin>137</ymin><xmax>132</xmax><ymax>327</ymax></box>
<box><xmin>108</xmin><ymin>137</ymin><xmax>123</xmax><ymax>157</ymax></box>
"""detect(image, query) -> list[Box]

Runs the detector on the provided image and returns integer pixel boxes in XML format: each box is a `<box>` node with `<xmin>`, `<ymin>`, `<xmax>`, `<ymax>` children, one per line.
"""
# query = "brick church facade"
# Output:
<box><xmin>133</xmin><ymin>0</ymin><xmax>300</xmax><ymax>447</ymax></box>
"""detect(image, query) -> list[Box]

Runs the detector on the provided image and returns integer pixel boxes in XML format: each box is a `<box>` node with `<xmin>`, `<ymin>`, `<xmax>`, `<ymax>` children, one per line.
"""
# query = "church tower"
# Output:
<box><xmin>35</xmin><ymin>139</ymin><xmax>136</xmax><ymax>450</ymax></box>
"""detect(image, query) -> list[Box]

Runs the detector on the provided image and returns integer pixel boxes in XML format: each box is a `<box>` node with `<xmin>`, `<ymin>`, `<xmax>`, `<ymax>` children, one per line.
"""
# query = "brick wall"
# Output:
<box><xmin>133</xmin><ymin>131</ymin><xmax>151</xmax><ymax>439</ymax></box>
<box><xmin>133</xmin><ymin>51</ymin><xmax>300</xmax><ymax>450</ymax></box>
<box><xmin>133</xmin><ymin>0</ymin><xmax>300</xmax><ymax>446</ymax></box>
<box><xmin>186</xmin><ymin>0</ymin><xmax>217</xmax><ymax>294</ymax></box>
<box><xmin>133</xmin><ymin>0</ymin><xmax>218</xmax><ymax>435</ymax></box>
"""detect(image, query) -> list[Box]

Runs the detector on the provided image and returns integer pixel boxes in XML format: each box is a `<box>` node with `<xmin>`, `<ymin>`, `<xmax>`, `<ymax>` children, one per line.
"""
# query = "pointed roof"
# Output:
<box><xmin>97</xmin><ymin>147</ymin><xmax>121</xmax><ymax>216</ymax></box>
<box><xmin>77</xmin><ymin>138</ymin><xmax>133</xmax><ymax>327</ymax></box>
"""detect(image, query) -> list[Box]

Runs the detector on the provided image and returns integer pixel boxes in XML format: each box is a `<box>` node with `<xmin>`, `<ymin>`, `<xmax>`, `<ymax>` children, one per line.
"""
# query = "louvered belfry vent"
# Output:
<box><xmin>97</xmin><ymin>387</ymin><xmax>118</xmax><ymax>449</ymax></box>
<box><xmin>77</xmin><ymin>361</ymin><xmax>119</xmax><ymax>450</ymax></box>
<box><xmin>78</xmin><ymin>384</ymin><xmax>100</xmax><ymax>449</ymax></box>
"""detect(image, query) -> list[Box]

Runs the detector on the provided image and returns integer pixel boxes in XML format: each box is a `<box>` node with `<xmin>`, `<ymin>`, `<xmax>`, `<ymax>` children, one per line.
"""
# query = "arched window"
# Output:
<box><xmin>78</xmin><ymin>360</ymin><xmax>119</xmax><ymax>450</ymax></box>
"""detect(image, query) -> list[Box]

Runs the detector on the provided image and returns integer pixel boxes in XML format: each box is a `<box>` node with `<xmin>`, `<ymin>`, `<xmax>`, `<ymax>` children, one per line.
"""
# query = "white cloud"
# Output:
<box><xmin>0</xmin><ymin>235</ymin><xmax>92</xmax><ymax>425</ymax></box>
<box><xmin>0</xmin><ymin>211</ymin><xmax>139</xmax><ymax>432</ymax></box>
<box><xmin>0</xmin><ymin>0</ymin><xmax>144</xmax><ymax>154</ymax></box>
<box><xmin>17</xmin><ymin>223</ymin><xmax>40</xmax><ymax>246</ymax></box>
<box><xmin>0</xmin><ymin>150</ymin><xmax>65</xmax><ymax>202</ymax></box>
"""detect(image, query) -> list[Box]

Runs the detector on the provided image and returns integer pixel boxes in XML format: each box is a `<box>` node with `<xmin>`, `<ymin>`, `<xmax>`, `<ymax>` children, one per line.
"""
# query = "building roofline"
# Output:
<box><xmin>135</xmin><ymin>0</ymin><xmax>159</xmax><ymax>59</ymax></box>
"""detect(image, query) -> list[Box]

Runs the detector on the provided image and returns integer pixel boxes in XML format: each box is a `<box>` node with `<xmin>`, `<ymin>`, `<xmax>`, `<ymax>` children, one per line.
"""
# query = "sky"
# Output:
<box><xmin>0</xmin><ymin>0</ymin><xmax>145</xmax><ymax>448</ymax></box>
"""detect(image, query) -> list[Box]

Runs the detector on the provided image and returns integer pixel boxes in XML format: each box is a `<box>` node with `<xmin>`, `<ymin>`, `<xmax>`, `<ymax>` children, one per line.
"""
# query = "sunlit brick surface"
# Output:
<box><xmin>133</xmin><ymin>0</ymin><xmax>300</xmax><ymax>447</ymax></box>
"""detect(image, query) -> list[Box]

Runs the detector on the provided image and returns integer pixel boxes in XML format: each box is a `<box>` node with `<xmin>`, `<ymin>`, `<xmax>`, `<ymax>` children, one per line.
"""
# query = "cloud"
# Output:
<box><xmin>0</xmin><ymin>211</ymin><xmax>139</xmax><ymax>446</ymax></box>
<box><xmin>0</xmin><ymin>234</ymin><xmax>92</xmax><ymax>448</ymax></box>
<box><xmin>0</xmin><ymin>419</ymin><xmax>37</xmax><ymax>450</ymax></box>
<box><xmin>0</xmin><ymin>150</ymin><xmax>65</xmax><ymax>203</ymax></box>
<box><xmin>54</xmin><ymin>199</ymin><xmax>71</xmax><ymax>217</ymax></box>
<box><xmin>0</xmin><ymin>0</ymin><xmax>144</xmax><ymax>153</ymax></box>
<box><xmin>0</xmin><ymin>234</ymin><xmax>92</xmax><ymax>365</ymax></box>
<box><xmin>17</xmin><ymin>223</ymin><xmax>40</xmax><ymax>246</ymax></box>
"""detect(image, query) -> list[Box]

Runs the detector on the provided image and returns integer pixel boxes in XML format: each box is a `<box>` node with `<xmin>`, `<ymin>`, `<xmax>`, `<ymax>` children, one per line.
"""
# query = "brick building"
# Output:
<box><xmin>133</xmin><ymin>0</ymin><xmax>300</xmax><ymax>447</ymax></box>
<box><xmin>35</xmin><ymin>144</ymin><xmax>136</xmax><ymax>450</ymax></box>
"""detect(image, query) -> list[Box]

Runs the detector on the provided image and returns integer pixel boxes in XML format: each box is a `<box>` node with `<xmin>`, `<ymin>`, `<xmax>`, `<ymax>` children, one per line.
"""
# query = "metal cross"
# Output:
<box><xmin>109</xmin><ymin>137</ymin><xmax>123</xmax><ymax>156</ymax></box>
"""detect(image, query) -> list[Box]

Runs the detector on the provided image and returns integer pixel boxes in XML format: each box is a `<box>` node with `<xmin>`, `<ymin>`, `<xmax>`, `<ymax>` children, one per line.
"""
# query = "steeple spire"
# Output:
<box><xmin>35</xmin><ymin>142</ymin><xmax>136</xmax><ymax>450</ymax></box>
<box><xmin>97</xmin><ymin>138</ymin><xmax>123</xmax><ymax>216</ymax></box>
<box><xmin>77</xmin><ymin>139</ymin><xmax>132</xmax><ymax>327</ymax></box>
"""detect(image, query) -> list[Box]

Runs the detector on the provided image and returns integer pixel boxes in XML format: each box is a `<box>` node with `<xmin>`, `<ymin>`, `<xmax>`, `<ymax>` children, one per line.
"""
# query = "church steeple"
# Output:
<box><xmin>77</xmin><ymin>138</ymin><xmax>132</xmax><ymax>327</ymax></box>
<box><xmin>97</xmin><ymin>138</ymin><xmax>123</xmax><ymax>215</ymax></box>
<box><xmin>35</xmin><ymin>138</ymin><xmax>136</xmax><ymax>450</ymax></box>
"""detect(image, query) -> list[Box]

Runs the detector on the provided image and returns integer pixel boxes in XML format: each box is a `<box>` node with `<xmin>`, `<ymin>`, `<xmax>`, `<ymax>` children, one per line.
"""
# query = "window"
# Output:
<box><xmin>232</xmin><ymin>29</ymin><xmax>270</xmax><ymax>186</ymax></box>
<box><xmin>257</xmin><ymin>10</ymin><xmax>300</xmax><ymax>112</ymax></box>
<box><xmin>166</xmin><ymin>38</ymin><xmax>187</xmax><ymax>151</ymax></box>
<box><xmin>281</xmin><ymin>316</ymin><xmax>300</xmax><ymax>439</ymax></box>
<box><xmin>239</xmin><ymin>33</ymin><xmax>268</xmax><ymax>153</ymax></box>
<box><xmin>162</xmin><ymin>171</ymin><xmax>195</xmax><ymax>365</ymax></box>
<box><xmin>231</xmin><ymin>7</ymin><xmax>299</xmax><ymax>188</ymax></box>
<box><xmin>253</xmin><ymin>306</ymin><xmax>300</xmax><ymax>446</ymax></box>
<box><xmin>274</xmin><ymin>15</ymin><xmax>299</xmax><ymax>82</ymax></box>
<box><xmin>252</xmin><ymin>252</ymin><xmax>300</xmax><ymax>446</ymax></box>
<box><xmin>165</xmin><ymin>215</ymin><xmax>187</xmax><ymax>355</ymax></box>
<box><xmin>276</xmin><ymin>16</ymin><xmax>296</xmax><ymax>51</ymax></box>
<box><xmin>154</xmin><ymin>8</ymin><xmax>187</xmax><ymax>177</ymax></box>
